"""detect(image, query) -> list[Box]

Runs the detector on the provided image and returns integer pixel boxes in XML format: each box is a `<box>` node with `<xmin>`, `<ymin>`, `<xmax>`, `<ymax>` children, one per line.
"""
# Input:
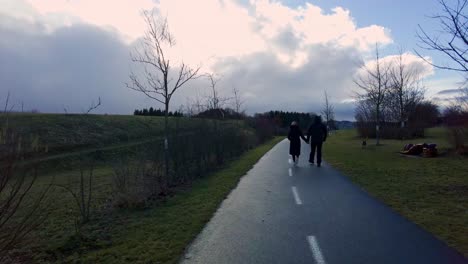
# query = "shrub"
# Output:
<box><xmin>443</xmin><ymin>106</ymin><xmax>468</xmax><ymax>154</ymax></box>
<box><xmin>110</xmin><ymin>119</ymin><xmax>257</xmax><ymax>208</ymax></box>
<box><xmin>355</xmin><ymin>121</ymin><xmax>425</xmax><ymax>139</ymax></box>
<box><xmin>112</xmin><ymin>160</ymin><xmax>162</xmax><ymax>208</ymax></box>
<box><xmin>0</xmin><ymin>127</ymin><xmax>50</xmax><ymax>258</ymax></box>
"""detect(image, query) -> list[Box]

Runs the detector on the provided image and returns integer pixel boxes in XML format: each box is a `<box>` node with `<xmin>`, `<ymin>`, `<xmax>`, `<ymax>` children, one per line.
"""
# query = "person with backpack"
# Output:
<box><xmin>307</xmin><ymin>115</ymin><xmax>327</xmax><ymax>167</ymax></box>
<box><xmin>287</xmin><ymin>121</ymin><xmax>308</xmax><ymax>165</ymax></box>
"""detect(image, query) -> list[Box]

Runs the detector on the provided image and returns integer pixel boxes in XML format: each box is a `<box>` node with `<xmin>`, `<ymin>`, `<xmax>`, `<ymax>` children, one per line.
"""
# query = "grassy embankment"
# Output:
<box><xmin>325</xmin><ymin>127</ymin><xmax>467</xmax><ymax>257</ymax></box>
<box><xmin>1</xmin><ymin>113</ymin><xmax>208</xmax><ymax>155</ymax></box>
<box><xmin>2</xmin><ymin>114</ymin><xmax>281</xmax><ymax>263</ymax></box>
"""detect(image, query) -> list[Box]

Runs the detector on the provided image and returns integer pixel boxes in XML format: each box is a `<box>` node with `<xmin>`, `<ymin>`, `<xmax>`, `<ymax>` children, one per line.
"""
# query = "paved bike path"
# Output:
<box><xmin>180</xmin><ymin>139</ymin><xmax>467</xmax><ymax>264</ymax></box>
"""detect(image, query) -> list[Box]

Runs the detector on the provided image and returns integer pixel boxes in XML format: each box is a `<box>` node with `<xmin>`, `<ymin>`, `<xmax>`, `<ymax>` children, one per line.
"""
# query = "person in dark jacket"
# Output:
<box><xmin>288</xmin><ymin>121</ymin><xmax>308</xmax><ymax>164</ymax></box>
<box><xmin>307</xmin><ymin>116</ymin><xmax>327</xmax><ymax>167</ymax></box>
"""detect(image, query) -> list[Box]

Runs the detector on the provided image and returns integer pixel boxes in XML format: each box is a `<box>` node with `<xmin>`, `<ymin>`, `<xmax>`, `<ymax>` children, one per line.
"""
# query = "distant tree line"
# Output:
<box><xmin>252</xmin><ymin>111</ymin><xmax>318</xmax><ymax>135</ymax></box>
<box><xmin>261</xmin><ymin>111</ymin><xmax>315</xmax><ymax>128</ymax></box>
<box><xmin>195</xmin><ymin>108</ymin><xmax>245</xmax><ymax>119</ymax></box>
<box><xmin>134</xmin><ymin>107</ymin><xmax>183</xmax><ymax>117</ymax></box>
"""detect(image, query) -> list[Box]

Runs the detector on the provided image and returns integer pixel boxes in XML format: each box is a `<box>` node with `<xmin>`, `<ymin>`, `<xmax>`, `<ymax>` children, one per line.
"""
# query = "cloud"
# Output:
<box><xmin>0</xmin><ymin>0</ymin><xmax>425</xmax><ymax>120</ymax></box>
<box><xmin>437</xmin><ymin>88</ymin><xmax>468</xmax><ymax>95</ymax></box>
<box><xmin>25</xmin><ymin>0</ymin><xmax>155</xmax><ymax>41</ymax></box>
<box><xmin>211</xmin><ymin>44</ymin><xmax>361</xmax><ymax>116</ymax></box>
<box><xmin>23</xmin><ymin>0</ymin><xmax>393</xmax><ymax>68</ymax></box>
<box><xmin>0</xmin><ymin>15</ymin><xmax>153</xmax><ymax>114</ymax></box>
<box><xmin>357</xmin><ymin>52</ymin><xmax>434</xmax><ymax>80</ymax></box>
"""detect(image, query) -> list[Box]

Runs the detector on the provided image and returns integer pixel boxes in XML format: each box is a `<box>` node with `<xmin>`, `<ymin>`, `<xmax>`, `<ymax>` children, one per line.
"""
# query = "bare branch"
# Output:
<box><xmin>416</xmin><ymin>0</ymin><xmax>468</xmax><ymax>73</ymax></box>
<box><xmin>232</xmin><ymin>86</ymin><xmax>245</xmax><ymax>113</ymax></box>
<box><xmin>388</xmin><ymin>48</ymin><xmax>425</xmax><ymax>125</ymax></box>
<box><xmin>204</xmin><ymin>73</ymin><xmax>229</xmax><ymax>110</ymax></box>
<box><xmin>321</xmin><ymin>90</ymin><xmax>335</xmax><ymax>128</ymax></box>
<box><xmin>127</xmin><ymin>10</ymin><xmax>201</xmax><ymax>190</ymax></box>
<box><xmin>85</xmin><ymin>97</ymin><xmax>102</xmax><ymax>114</ymax></box>
<box><xmin>3</xmin><ymin>91</ymin><xmax>10</xmax><ymax>114</ymax></box>
<box><xmin>127</xmin><ymin>11</ymin><xmax>200</xmax><ymax>111</ymax></box>
<box><xmin>353</xmin><ymin>44</ymin><xmax>391</xmax><ymax>145</ymax></box>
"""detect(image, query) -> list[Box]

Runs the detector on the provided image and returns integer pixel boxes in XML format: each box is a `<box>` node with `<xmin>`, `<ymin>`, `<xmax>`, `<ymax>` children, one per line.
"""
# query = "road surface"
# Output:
<box><xmin>181</xmin><ymin>139</ymin><xmax>467</xmax><ymax>264</ymax></box>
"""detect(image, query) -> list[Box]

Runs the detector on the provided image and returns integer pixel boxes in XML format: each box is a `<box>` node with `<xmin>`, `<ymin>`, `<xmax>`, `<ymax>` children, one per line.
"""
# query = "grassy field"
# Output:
<box><xmin>325</xmin><ymin>128</ymin><xmax>468</xmax><ymax>257</ymax></box>
<box><xmin>2</xmin><ymin>113</ymin><xmax>248</xmax><ymax>173</ymax></box>
<box><xmin>1</xmin><ymin>113</ymin><xmax>280</xmax><ymax>263</ymax></box>
<box><xmin>1</xmin><ymin>113</ymin><xmax>238</xmax><ymax>156</ymax></box>
<box><xmin>6</xmin><ymin>114</ymin><xmax>465</xmax><ymax>260</ymax></box>
<box><xmin>17</xmin><ymin>136</ymin><xmax>282</xmax><ymax>263</ymax></box>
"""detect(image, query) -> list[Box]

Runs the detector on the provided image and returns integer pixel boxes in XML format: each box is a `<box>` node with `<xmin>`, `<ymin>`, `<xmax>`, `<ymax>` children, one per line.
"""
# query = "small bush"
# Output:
<box><xmin>112</xmin><ymin>160</ymin><xmax>163</xmax><ymax>208</ymax></box>
<box><xmin>0</xmin><ymin>127</ymin><xmax>50</xmax><ymax>258</ymax></box>
<box><xmin>356</xmin><ymin>121</ymin><xmax>425</xmax><ymax>139</ymax></box>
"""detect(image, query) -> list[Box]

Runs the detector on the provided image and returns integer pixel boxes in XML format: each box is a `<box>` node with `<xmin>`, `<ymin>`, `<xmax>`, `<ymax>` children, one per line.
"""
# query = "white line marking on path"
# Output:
<box><xmin>288</xmin><ymin>168</ymin><xmax>293</xmax><ymax>177</ymax></box>
<box><xmin>288</xmin><ymin>158</ymin><xmax>292</xmax><ymax>164</ymax></box>
<box><xmin>291</xmin><ymin>186</ymin><xmax>302</xmax><ymax>205</ymax></box>
<box><xmin>307</xmin><ymin>236</ymin><xmax>326</xmax><ymax>264</ymax></box>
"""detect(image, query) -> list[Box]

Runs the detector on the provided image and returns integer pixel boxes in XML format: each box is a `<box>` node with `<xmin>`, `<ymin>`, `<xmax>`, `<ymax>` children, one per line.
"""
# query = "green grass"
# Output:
<box><xmin>1</xmin><ymin>113</ymin><xmax>258</xmax><ymax>262</ymax></box>
<box><xmin>325</xmin><ymin>128</ymin><xmax>468</xmax><ymax>257</ymax></box>
<box><xmin>23</xmin><ymin>137</ymin><xmax>282</xmax><ymax>263</ymax></box>
<box><xmin>1</xmin><ymin>113</ymin><xmax>241</xmax><ymax>156</ymax></box>
<box><xmin>2</xmin><ymin>113</ymin><xmax>247</xmax><ymax>172</ymax></box>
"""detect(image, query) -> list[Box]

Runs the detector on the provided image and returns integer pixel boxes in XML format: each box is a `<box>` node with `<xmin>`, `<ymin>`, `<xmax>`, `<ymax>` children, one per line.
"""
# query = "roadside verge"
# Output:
<box><xmin>79</xmin><ymin>137</ymin><xmax>284</xmax><ymax>263</ymax></box>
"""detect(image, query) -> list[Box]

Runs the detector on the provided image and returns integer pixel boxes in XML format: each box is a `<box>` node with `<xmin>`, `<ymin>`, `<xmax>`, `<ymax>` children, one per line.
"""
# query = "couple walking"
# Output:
<box><xmin>287</xmin><ymin>116</ymin><xmax>327</xmax><ymax>167</ymax></box>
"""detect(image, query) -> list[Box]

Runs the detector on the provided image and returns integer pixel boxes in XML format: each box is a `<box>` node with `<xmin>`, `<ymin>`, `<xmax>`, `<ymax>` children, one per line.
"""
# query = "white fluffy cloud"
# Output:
<box><xmin>359</xmin><ymin>52</ymin><xmax>434</xmax><ymax>78</ymax></box>
<box><xmin>24</xmin><ymin>0</ymin><xmax>392</xmax><ymax>68</ymax></box>
<box><xmin>0</xmin><ymin>0</ymin><xmax>432</xmax><ymax>120</ymax></box>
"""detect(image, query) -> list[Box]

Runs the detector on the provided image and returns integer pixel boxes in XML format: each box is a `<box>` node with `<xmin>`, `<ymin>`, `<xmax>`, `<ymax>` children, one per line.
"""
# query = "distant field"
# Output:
<box><xmin>325</xmin><ymin>128</ymin><xmax>468</xmax><ymax>257</ymax></box>
<box><xmin>1</xmin><ymin>113</ymin><xmax>224</xmax><ymax>155</ymax></box>
<box><xmin>1</xmin><ymin>114</ymin><xmax>247</xmax><ymax>170</ymax></box>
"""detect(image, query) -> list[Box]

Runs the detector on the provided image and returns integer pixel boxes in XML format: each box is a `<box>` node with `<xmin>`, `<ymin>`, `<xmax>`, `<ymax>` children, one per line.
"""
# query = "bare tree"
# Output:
<box><xmin>206</xmin><ymin>73</ymin><xmax>221</xmax><ymax>110</ymax></box>
<box><xmin>232</xmin><ymin>86</ymin><xmax>245</xmax><ymax>114</ymax></box>
<box><xmin>193</xmin><ymin>89</ymin><xmax>207</xmax><ymax>114</ymax></box>
<box><xmin>354</xmin><ymin>44</ymin><xmax>391</xmax><ymax>145</ymax></box>
<box><xmin>183</xmin><ymin>98</ymin><xmax>199</xmax><ymax>117</ymax></box>
<box><xmin>205</xmin><ymin>73</ymin><xmax>230</xmax><ymax>118</ymax></box>
<box><xmin>388</xmin><ymin>49</ymin><xmax>426</xmax><ymax>127</ymax></box>
<box><xmin>126</xmin><ymin>11</ymin><xmax>200</xmax><ymax>190</ymax></box>
<box><xmin>321</xmin><ymin>90</ymin><xmax>335</xmax><ymax>130</ymax></box>
<box><xmin>3</xmin><ymin>92</ymin><xmax>12</xmax><ymax>114</ymax></box>
<box><xmin>182</xmin><ymin>88</ymin><xmax>207</xmax><ymax>117</ymax></box>
<box><xmin>416</xmin><ymin>0</ymin><xmax>467</xmax><ymax>73</ymax></box>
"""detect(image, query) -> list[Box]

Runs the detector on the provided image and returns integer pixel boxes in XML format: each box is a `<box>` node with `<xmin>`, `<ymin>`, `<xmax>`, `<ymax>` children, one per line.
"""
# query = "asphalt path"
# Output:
<box><xmin>180</xmin><ymin>139</ymin><xmax>467</xmax><ymax>264</ymax></box>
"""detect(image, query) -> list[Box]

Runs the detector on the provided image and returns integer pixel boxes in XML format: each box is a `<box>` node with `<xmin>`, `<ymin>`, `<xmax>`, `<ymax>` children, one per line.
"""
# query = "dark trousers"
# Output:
<box><xmin>309</xmin><ymin>142</ymin><xmax>323</xmax><ymax>164</ymax></box>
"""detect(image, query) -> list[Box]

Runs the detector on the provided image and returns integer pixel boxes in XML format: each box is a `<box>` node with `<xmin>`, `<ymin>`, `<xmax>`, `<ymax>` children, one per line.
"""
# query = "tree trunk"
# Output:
<box><xmin>399</xmin><ymin>90</ymin><xmax>404</xmax><ymax>128</ymax></box>
<box><xmin>376</xmin><ymin>105</ymin><xmax>380</xmax><ymax>146</ymax></box>
<box><xmin>163</xmin><ymin>100</ymin><xmax>169</xmax><ymax>194</ymax></box>
<box><xmin>80</xmin><ymin>168</ymin><xmax>85</xmax><ymax>223</ymax></box>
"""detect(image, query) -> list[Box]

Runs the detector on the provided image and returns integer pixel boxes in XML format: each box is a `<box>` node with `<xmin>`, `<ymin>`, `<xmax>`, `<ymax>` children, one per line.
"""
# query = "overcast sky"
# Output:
<box><xmin>0</xmin><ymin>0</ymin><xmax>465</xmax><ymax>120</ymax></box>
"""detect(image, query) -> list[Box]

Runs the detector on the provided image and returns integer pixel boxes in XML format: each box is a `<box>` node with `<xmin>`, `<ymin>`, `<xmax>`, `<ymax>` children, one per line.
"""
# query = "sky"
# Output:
<box><xmin>0</xmin><ymin>0</ymin><xmax>465</xmax><ymax>120</ymax></box>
